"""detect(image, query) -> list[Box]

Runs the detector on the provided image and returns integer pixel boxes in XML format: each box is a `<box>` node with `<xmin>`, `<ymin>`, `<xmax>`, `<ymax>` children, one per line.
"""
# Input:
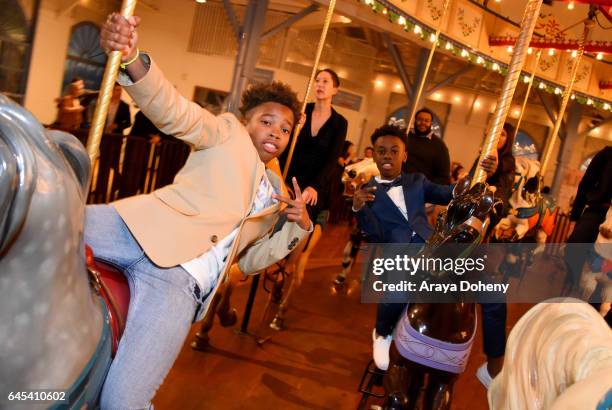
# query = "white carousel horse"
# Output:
<box><xmin>342</xmin><ymin>157</ymin><xmax>380</xmax><ymax>196</ymax></box>
<box><xmin>0</xmin><ymin>94</ymin><xmax>126</xmax><ymax>407</ymax></box>
<box><xmin>489</xmin><ymin>299</ymin><xmax>612</xmax><ymax>410</ymax></box>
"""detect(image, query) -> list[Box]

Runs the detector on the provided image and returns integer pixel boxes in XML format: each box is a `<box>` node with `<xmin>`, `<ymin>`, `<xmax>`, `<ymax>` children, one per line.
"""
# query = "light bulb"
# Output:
<box><xmin>523</xmin><ymin>75</ymin><xmax>530</xmax><ymax>83</ymax></box>
<box><xmin>430</xmin><ymin>33</ymin><xmax>437</xmax><ymax>43</ymax></box>
<box><xmin>571</xmin><ymin>50</ymin><xmax>577</xmax><ymax>58</ymax></box>
<box><xmin>414</xmin><ymin>25</ymin><xmax>422</xmax><ymax>34</ymax></box>
<box><xmin>507</xmin><ymin>46</ymin><xmax>513</xmax><ymax>53</ymax></box>
<box><xmin>587</xmin><ymin>99</ymin><xmax>593</xmax><ymax>105</ymax></box>
<box><xmin>539</xmin><ymin>82</ymin><xmax>546</xmax><ymax>89</ymax></box>
<box><xmin>527</xmin><ymin>47</ymin><xmax>533</xmax><ymax>55</ymax></box>
<box><xmin>445</xmin><ymin>41</ymin><xmax>452</xmax><ymax>50</ymax></box>
<box><xmin>597</xmin><ymin>52</ymin><xmax>604</xmax><ymax>60</ymax></box>
<box><xmin>554</xmin><ymin>88</ymin><xmax>561</xmax><ymax>95</ymax></box>
<box><xmin>492</xmin><ymin>63</ymin><xmax>500</xmax><ymax>71</ymax></box>
<box><xmin>477</xmin><ymin>56</ymin><xmax>484</xmax><ymax>64</ymax></box>
<box><xmin>568</xmin><ymin>1</ymin><xmax>575</xmax><ymax>10</ymax></box>
<box><xmin>398</xmin><ymin>16</ymin><xmax>406</xmax><ymax>26</ymax></box>
<box><xmin>604</xmin><ymin>103</ymin><xmax>611</xmax><ymax>110</ymax></box>
<box><xmin>548</xmin><ymin>48</ymin><xmax>555</xmax><ymax>56</ymax></box>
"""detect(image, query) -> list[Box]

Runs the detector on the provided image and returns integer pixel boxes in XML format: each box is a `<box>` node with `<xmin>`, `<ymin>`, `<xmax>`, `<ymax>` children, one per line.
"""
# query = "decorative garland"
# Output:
<box><xmin>425</xmin><ymin>0</ymin><xmax>444</xmax><ymax>22</ymax></box>
<box><xmin>358</xmin><ymin>0</ymin><xmax>612</xmax><ymax>112</ymax></box>
<box><xmin>457</xmin><ymin>7</ymin><xmax>480</xmax><ymax>38</ymax></box>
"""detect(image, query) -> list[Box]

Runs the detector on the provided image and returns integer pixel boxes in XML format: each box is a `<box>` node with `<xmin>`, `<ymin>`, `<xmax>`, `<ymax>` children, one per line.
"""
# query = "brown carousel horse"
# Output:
<box><xmin>382</xmin><ymin>178</ymin><xmax>500</xmax><ymax>409</ymax></box>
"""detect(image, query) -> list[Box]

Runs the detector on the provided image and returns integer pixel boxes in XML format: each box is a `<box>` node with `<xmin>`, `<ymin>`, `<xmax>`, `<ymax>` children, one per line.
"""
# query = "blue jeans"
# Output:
<box><xmin>85</xmin><ymin>205</ymin><xmax>211</xmax><ymax>409</ymax></box>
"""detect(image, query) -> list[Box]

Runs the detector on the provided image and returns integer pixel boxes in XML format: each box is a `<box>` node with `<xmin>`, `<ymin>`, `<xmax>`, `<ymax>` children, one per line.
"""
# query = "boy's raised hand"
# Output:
<box><xmin>273</xmin><ymin>177</ymin><xmax>312</xmax><ymax>231</ymax></box>
<box><xmin>100</xmin><ymin>13</ymin><xmax>141</xmax><ymax>62</ymax></box>
<box><xmin>353</xmin><ymin>186</ymin><xmax>376</xmax><ymax>211</ymax></box>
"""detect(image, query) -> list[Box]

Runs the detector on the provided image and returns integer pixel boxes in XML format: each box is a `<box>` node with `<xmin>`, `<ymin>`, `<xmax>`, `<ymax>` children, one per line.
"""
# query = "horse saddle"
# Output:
<box><xmin>85</xmin><ymin>245</ymin><xmax>130</xmax><ymax>356</ymax></box>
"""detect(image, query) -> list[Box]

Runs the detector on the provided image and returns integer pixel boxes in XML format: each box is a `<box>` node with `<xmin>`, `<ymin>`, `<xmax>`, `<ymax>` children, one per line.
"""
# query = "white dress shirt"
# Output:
<box><xmin>181</xmin><ymin>173</ymin><xmax>278</xmax><ymax>294</ymax></box>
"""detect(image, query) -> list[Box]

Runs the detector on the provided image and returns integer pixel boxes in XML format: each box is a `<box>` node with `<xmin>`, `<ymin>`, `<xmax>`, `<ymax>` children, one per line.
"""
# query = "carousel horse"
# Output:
<box><xmin>495</xmin><ymin>156</ymin><xmax>557</xmax><ymax>243</ymax></box>
<box><xmin>489</xmin><ymin>299</ymin><xmax>612</xmax><ymax>410</ymax></box>
<box><xmin>493</xmin><ymin>157</ymin><xmax>558</xmax><ymax>281</ymax></box>
<box><xmin>383</xmin><ymin>178</ymin><xmax>500</xmax><ymax>409</ymax></box>
<box><xmin>334</xmin><ymin>157</ymin><xmax>380</xmax><ymax>285</ymax></box>
<box><xmin>0</xmin><ymin>94</ymin><xmax>129</xmax><ymax>407</ymax></box>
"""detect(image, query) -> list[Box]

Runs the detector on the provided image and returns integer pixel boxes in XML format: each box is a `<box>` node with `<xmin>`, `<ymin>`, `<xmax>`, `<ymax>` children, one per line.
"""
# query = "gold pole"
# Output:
<box><xmin>282</xmin><ymin>0</ymin><xmax>336</xmax><ymax>179</ymax></box>
<box><xmin>406</xmin><ymin>0</ymin><xmax>451</xmax><ymax>134</ymax></box>
<box><xmin>86</xmin><ymin>0</ymin><xmax>138</xmax><ymax>164</ymax></box>
<box><xmin>513</xmin><ymin>49</ymin><xmax>542</xmax><ymax>140</ymax></box>
<box><xmin>472</xmin><ymin>0</ymin><xmax>543</xmax><ymax>185</ymax></box>
<box><xmin>539</xmin><ymin>19</ymin><xmax>593</xmax><ymax>176</ymax></box>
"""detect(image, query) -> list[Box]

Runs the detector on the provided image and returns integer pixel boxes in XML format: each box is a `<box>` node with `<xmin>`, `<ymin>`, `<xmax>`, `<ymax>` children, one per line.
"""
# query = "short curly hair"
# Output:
<box><xmin>239</xmin><ymin>81</ymin><xmax>301</xmax><ymax>125</ymax></box>
<box><xmin>370</xmin><ymin>124</ymin><xmax>407</xmax><ymax>147</ymax></box>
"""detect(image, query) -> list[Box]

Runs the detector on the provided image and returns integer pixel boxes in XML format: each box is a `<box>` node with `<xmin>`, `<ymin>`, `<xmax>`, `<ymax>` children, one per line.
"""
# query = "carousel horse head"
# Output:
<box><xmin>495</xmin><ymin>157</ymin><xmax>557</xmax><ymax>242</ymax></box>
<box><xmin>0</xmin><ymin>94</ymin><xmax>105</xmax><ymax>395</ymax></box>
<box><xmin>489</xmin><ymin>299</ymin><xmax>612</xmax><ymax>410</ymax></box>
<box><xmin>341</xmin><ymin>157</ymin><xmax>379</xmax><ymax>196</ymax></box>
<box><xmin>430</xmin><ymin>176</ymin><xmax>499</xmax><ymax>247</ymax></box>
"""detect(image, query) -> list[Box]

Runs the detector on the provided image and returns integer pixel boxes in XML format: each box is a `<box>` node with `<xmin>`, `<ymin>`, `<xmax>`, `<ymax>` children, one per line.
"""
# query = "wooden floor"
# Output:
<box><xmin>154</xmin><ymin>223</ymin><xmax>530</xmax><ymax>410</ymax></box>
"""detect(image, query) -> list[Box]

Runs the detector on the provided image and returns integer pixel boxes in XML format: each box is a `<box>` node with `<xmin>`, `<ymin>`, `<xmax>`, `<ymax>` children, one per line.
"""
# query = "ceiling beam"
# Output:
<box><xmin>261</xmin><ymin>3</ymin><xmax>319</xmax><ymax>41</ymax></box>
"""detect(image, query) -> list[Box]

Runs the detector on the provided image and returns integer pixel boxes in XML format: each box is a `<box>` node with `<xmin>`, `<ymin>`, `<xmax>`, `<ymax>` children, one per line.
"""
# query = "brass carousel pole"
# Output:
<box><xmin>472</xmin><ymin>0</ymin><xmax>544</xmax><ymax>185</ymax></box>
<box><xmin>86</xmin><ymin>0</ymin><xmax>138</xmax><ymax>164</ymax></box>
<box><xmin>282</xmin><ymin>0</ymin><xmax>336</xmax><ymax>179</ymax></box>
<box><xmin>513</xmin><ymin>49</ymin><xmax>542</xmax><ymax>140</ymax></box>
<box><xmin>405</xmin><ymin>0</ymin><xmax>451</xmax><ymax>134</ymax></box>
<box><xmin>539</xmin><ymin>19</ymin><xmax>593</xmax><ymax>176</ymax></box>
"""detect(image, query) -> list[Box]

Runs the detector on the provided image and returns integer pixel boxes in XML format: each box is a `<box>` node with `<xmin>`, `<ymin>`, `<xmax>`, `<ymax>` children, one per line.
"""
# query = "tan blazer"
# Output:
<box><xmin>113</xmin><ymin>57</ymin><xmax>309</xmax><ymax>276</ymax></box>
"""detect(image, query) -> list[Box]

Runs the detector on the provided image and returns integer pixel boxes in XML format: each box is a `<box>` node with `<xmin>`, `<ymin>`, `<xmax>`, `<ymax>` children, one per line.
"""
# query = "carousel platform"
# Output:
<box><xmin>153</xmin><ymin>223</ymin><xmax>531</xmax><ymax>410</ymax></box>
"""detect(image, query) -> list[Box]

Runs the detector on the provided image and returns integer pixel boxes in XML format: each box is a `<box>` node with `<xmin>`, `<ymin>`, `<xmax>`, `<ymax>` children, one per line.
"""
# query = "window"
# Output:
<box><xmin>0</xmin><ymin>0</ymin><xmax>29</xmax><ymax>103</ymax></box>
<box><xmin>513</xmin><ymin>130</ymin><xmax>539</xmax><ymax>161</ymax></box>
<box><xmin>386</xmin><ymin>106</ymin><xmax>445</xmax><ymax>139</ymax></box>
<box><xmin>62</xmin><ymin>22</ymin><xmax>106</xmax><ymax>94</ymax></box>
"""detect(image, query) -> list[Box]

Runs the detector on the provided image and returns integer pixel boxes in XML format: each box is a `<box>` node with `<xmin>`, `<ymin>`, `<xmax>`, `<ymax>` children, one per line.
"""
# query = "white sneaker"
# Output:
<box><xmin>476</xmin><ymin>362</ymin><xmax>493</xmax><ymax>389</ymax></box>
<box><xmin>372</xmin><ymin>329</ymin><xmax>392</xmax><ymax>371</ymax></box>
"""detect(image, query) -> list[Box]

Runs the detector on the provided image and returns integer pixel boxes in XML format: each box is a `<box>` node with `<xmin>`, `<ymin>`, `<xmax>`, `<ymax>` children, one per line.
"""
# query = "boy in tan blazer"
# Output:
<box><xmin>87</xmin><ymin>13</ymin><xmax>313</xmax><ymax>409</ymax></box>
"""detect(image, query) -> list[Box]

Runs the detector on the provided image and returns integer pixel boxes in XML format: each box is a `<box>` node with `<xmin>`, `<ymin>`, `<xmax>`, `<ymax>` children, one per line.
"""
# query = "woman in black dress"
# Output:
<box><xmin>272</xmin><ymin>69</ymin><xmax>348</xmax><ymax>328</ymax></box>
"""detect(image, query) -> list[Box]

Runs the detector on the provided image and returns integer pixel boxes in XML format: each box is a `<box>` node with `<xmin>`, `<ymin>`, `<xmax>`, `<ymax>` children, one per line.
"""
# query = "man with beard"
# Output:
<box><xmin>402</xmin><ymin>108</ymin><xmax>450</xmax><ymax>185</ymax></box>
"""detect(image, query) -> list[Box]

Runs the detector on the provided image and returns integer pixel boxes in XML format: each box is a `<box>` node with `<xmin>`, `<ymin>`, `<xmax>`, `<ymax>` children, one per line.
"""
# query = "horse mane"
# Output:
<box><xmin>0</xmin><ymin>95</ymin><xmax>37</xmax><ymax>256</ymax></box>
<box><xmin>489</xmin><ymin>298</ymin><xmax>612</xmax><ymax>409</ymax></box>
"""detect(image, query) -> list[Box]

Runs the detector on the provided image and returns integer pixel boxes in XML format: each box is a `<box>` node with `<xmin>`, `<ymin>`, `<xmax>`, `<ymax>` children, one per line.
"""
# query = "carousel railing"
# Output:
<box><xmin>46</xmin><ymin>127</ymin><xmax>190</xmax><ymax>204</ymax></box>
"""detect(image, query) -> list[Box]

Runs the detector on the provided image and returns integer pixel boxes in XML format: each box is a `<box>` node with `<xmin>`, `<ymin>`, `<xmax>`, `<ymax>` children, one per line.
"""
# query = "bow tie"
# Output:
<box><xmin>378</xmin><ymin>177</ymin><xmax>402</xmax><ymax>192</ymax></box>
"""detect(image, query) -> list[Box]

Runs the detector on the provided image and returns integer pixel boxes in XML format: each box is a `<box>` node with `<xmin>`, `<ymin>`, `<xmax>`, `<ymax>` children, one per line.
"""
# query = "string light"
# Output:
<box><xmin>359</xmin><ymin>0</ymin><xmax>612</xmax><ymax>113</ymax></box>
